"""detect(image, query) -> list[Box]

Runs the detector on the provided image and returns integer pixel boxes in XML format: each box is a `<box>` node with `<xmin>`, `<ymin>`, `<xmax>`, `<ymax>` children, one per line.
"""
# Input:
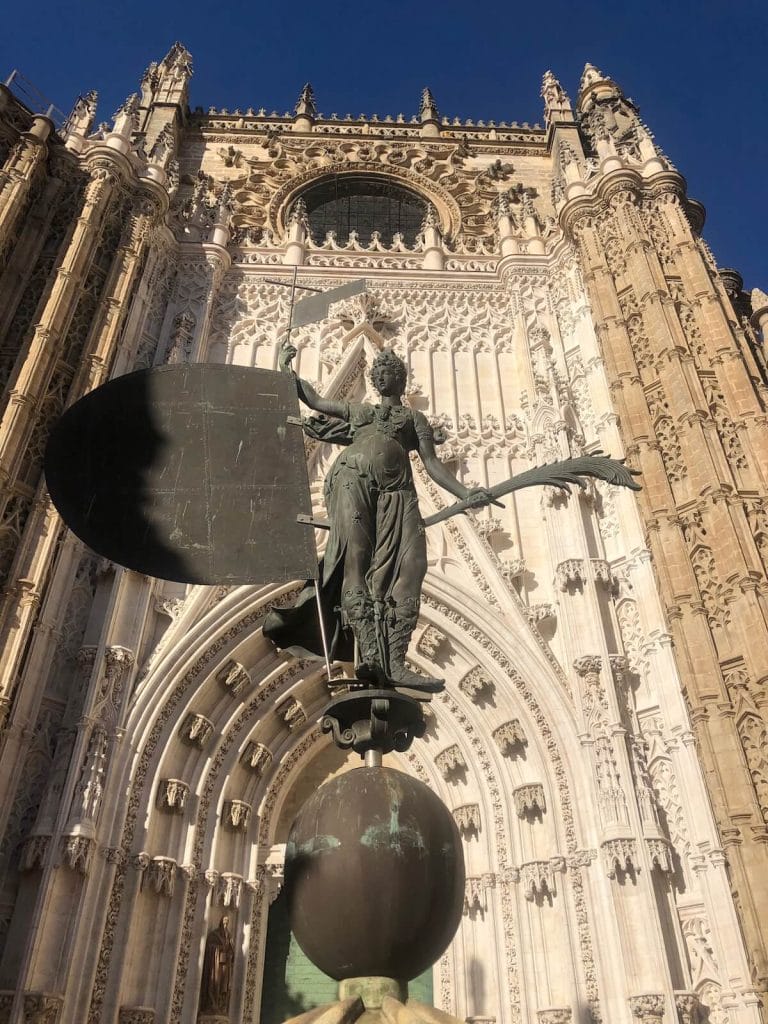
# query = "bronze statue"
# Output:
<box><xmin>200</xmin><ymin>914</ymin><xmax>235</xmax><ymax>1015</ymax></box>
<box><xmin>264</xmin><ymin>345</ymin><xmax>496</xmax><ymax>692</ymax></box>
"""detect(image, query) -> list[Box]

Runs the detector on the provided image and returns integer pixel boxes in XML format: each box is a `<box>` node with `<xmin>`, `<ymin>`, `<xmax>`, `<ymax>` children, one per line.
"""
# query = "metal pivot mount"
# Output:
<box><xmin>321</xmin><ymin>688</ymin><xmax>426</xmax><ymax>760</ymax></box>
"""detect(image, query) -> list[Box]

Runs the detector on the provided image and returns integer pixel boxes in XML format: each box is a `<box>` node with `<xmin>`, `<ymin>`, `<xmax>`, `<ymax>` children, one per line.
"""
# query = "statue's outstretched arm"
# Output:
<box><xmin>415</xmin><ymin>413</ymin><xmax>497</xmax><ymax>506</ymax></box>
<box><xmin>279</xmin><ymin>340</ymin><xmax>347</xmax><ymax>420</ymax></box>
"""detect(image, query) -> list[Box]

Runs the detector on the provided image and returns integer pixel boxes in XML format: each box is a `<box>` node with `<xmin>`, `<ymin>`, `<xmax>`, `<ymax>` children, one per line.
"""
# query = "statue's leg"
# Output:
<box><xmin>385</xmin><ymin>504</ymin><xmax>443</xmax><ymax>693</ymax></box>
<box><xmin>340</xmin><ymin>518</ymin><xmax>382</xmax><ymax>679</ymax></box>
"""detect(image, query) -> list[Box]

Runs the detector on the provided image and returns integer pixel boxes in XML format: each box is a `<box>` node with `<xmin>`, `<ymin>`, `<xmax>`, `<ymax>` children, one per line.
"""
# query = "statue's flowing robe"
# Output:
<box><xmin>264</xmin><ymin>403</ymin><xmax>431</xmax><ymax>660</ymax></box>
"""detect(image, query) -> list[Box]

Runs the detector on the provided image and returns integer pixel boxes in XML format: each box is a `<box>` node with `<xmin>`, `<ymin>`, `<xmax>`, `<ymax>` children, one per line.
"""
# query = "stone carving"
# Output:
<box><xmin>20</xmin><ymin>836</ymin><xmax>49</xmax><ymax>872</ymax></box>
<box><xmin>463</xmin><ymin>873</ymin><xmax>495</xmax><ymax>915</ymax></box>
<box><xmin>590</xmin><ymin>559</ymin><xmax>615</xmax><ymax>588</ymax></box>
<box><xmin>21</xmin><ymin>994</ymin><xmax>63</xmax><ymax>1024</ymax></box>
<box><xmin>629</xmin><ymin>994</ymin><xmax>665</xmax><ymax>1022</ymax></box>
<box><xmin>241</xmin><ymin>742</ymin><xmax>272</xmax><ymax>776</ymax></box>
<box><xmin>165</xmin><ymin>309</ymin><xmax>196</xmax><ymax>364</ymax></box>
<box><xmin>526</xmin><ymin>603</ymin><xmax>557</xmax><ymax>626</ymax></box>
<box><xmin>417</xmin><ymin>624</ymin><xmax>450</xmax><ymax>660</ymax></box>
<box><xmin>513</xmin><ymin>784</ymin><xmax>546</xmax><ymax>818</ymax></box>
<box><xmin>118</xmin><ymin>1009</ymin><xmax>155</xmax><ymax>1024</ymax></box>
<box><xmin>215</xmin><ymin>659</ymin><xmax>250</xmax><ymax>696</ymax></box>
<box><xmin>275</xmin><ymin>696</ymin><xmax>306</xmax><ymax>730</ymax></box>
<box><xmin>493</xmin><ymin>720</ymin><xmax>527</xmax><ymax>756</ymax></box>
<box><xmin>62</xmin><ymin>835</ymin><xmax>93</xmax><ymax>874</ymax></box>
<box><xmin>179</xmin><ymin>713</ymin><xmax>214</xmax><ymax>748</ymax></box>
<box><xmin>222</xmin><ymin>800</ymin><xmax>251</xmax><ymax>831</ymax></box>
<box><xmin>435</xmin><ymin>745</ymin><xmax>467</xmax><ymax>781</ymax></box>
<box><xmin>674</xmin><ymin>992</ymin><xmax>700</xmax><ymax>1024</ymax></box>
<box><xmin>646</xmin><ymin>838</ymin><xmax>673</xmax><ymax>874</ymax></box>
<box><xmin>520</xmin><ymin>860</ymin><xmax>559</xmax><ymax>901</ymax></box>
<box><xmin>215</xmin><ymin>873</ymin><xmax>243</xmax><ymax>908</ymax></box>
<box><xmin>458</xmin><ymin>666</ymin><xmax>495</xmax><ymax>704</ymax></box>
<box><xmin>556</xmin><ymin>559</ymin><xmax>586</xmax><ymax>590</ymax></box>
<box><xmin>144</xmin><ymin>857</ymin><xmax>177</xmax><ymax>897</ymax></box>
<box><xmin>602</xmin><ymin>838</ymin><xmax>638</xmax><ymax>879</ymax></box>
<box><xmin>156</xmin><ymin>779</ymin><xmax>189</xmax><ymax>812</ymax></box>
<box><xmin>537</xmin><ymin>1010</ymin><xmax>572</xmax><ymax>1024</ymax></box>
<box><xmin>452</xmin><ymin>803</ymin><xmax>481</xmax><ymax>838</ymax></box>
<box><xmin>72</xmin><ymin>726</ymin><xmax>108</xmax><ymax>821</ymax></box>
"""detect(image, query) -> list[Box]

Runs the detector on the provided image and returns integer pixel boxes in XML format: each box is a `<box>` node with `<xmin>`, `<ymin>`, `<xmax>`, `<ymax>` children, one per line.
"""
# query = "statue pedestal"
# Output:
<box><xmin>321</xmin><ymin>688</ymin><xmax>426</xmax><ymax>757</ymax></box>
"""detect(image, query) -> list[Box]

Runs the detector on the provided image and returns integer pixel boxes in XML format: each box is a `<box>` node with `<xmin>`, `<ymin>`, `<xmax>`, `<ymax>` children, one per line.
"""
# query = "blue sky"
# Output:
<box><xmin>3</xmin><ymin>0</ymin><xmax>767</xmax><ymax>291</ymax></box>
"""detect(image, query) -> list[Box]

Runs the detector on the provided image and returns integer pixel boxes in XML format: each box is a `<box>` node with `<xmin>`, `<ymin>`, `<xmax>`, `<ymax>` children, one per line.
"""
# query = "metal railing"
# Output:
<box><xmin>4</xmin><ymin>69</ymin><xmax>67</xmax><ymax>128</ymax></box>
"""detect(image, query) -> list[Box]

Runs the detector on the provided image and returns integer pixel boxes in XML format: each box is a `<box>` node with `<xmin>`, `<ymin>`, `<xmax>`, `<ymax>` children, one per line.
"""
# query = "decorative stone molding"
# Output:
<box><xmin>590</xmin><ymin>558</ymin><xmax>615</xmax><ymax>588</ymax></box>
<box><xmin>144</xmin><ymin>857</ymin><xmax>177</xmax><ymax>897</ymax></box>
<box><xmin>20</xmin><ymin>835</ymin><xmax>49</xmax><ymax>872</ymax></box>
<box><xmin>222</xmin><ymin>799</ymin><xmax>251</xmax><ymax>831</ymax></box>
<box><xmin>61</xmin><ymin>835</ymin><xmax>93</xmax><ymax>874</ymax></box>
<box><xmin>500</xmin><ymin>557</ymin><xmax>526</xmax><ymax>583</ymax></box>
<box><xmin>21</xmin><ymin>993</ymin><xmax>63</xmax><ymax>1024</ymax></box>
<box><xmin>118</xmin><ymin>1009</ymin><xmax>155</xmax><ymax>1024</ymax></box>
<box><xmin>275</xmin><ymin>696</ymin><xmax>306</xmax><ymax>730</ymax></box>
<box><xmin>463</xmin><ymin>873</ymin><xmax>496</xmax><ymax>915</ymax></box>
<box><xmin>673</xmin><ymin>992</ymin><xmax>700</xmax><ymax>1024</ymax></box>
<box><xmin>452</xmin><ymin>803</ymin><xmax>481</xmax><ymax>837</ymax></box>
<box><xmin>513</xmin><ymin>783</ymin><xmax>546</xmax><ymax>818</ymax></box>
<box><xmin>526</xmin><ymin>603</ymin><xmax>557</xmax><ymax>625</ymax></box>
<box><xmin>215</xmin><ymin>873</ymin><xmax>243</xmax><ymax>908</ymax></box>
<box><xmin>179</xmin><ymin>712</ymin><xmax>214</xmax><ymax>748</ymax></box>
<box><xmin>417</xmin><ymin>624</ymin><xmax>449</xmax><ymax>658</ymax></box>
<box><xmin>458</xmin><ymin>666</ymin><xmax>495</xmax><ymax>703</ymax></box>
<box><xmin>629</xmin><ymin>994</ymin><xmax>665</xmax><ymax>1022</ymax></box>
<box><xmin>602</xmin><ymin>837</ymin><xmax>638</xmax><ymax>879</ymax></box>
<box><xmin>537</xmin><ymin>1009</ymin><xmax>572</xmax><ymax>1024</ymax></box>
<box><xmin>241</xmin><ymin>741</ymin><xmax>272</xmax><ymax>776</ymax></box>
<box><xmin>215</xmin><ymin>658</ymin><xmax>250</xmax><ymax>696</ymax></box>
<box><xmin>556</xmin><ymin>559</ymin><xmax>586</xmax><ymax>590</ymax></box>
<box><xmin>435</xmin><ymin>744</ymin><xmax>467</xmax><ymax>781</ymax></box>
<box><xmin>154</xmin><ymin>596</ymin><xmax>184</xmax><ymax>620</ymax></box>
<box><xmin>573</xmin><ymin>655</ymin><xmax>602</xmax><ymax>677</ymax></box>
<box><xmin>493</xmin><ymin>720</ymin><xmax>527</xmax><ymax>755</ymax></box>
<box><xmin>156</xmin><ymin>779</ymin><xmax>189</xmax><ymax>812</ymax></box>
<box><xmin>520</xmin><ymin>859</ymin><xmax>561</xmax><ymax>901</ymax></box>
<box><xmin>646</xmin><ymin>837</ymin><xmax>673</xmax><ymax>873</ymax></box>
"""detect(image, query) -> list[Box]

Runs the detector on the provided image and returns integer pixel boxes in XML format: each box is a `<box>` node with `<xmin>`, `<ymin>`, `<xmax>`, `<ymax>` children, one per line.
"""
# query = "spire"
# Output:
<box><xmin>61</xmin><ymin>90</ymin><xmax>98</xmax><ymax>146</ymax></box>
<box><xmin>541</xmin><ymin>72</ymin><xmax>572</xmax><ymax>114</ymax></box>
<box><xmin>111</xmin><ymin>93</ymin><xmax>140</xmax><ymax>137</ymax></box>
<box><xmin>151</xmin><ymin>42</ymin><xmax>193</xmax><ymax>106</ymax></box>
<box><xmin>419</xmin><ymin>88</ymin><xmax>439</xmax><ymax>123</ymax></box>
<box><xmin>579</xmin><ymin>63</ymin><xmax>606</xmax><ymax>92</ymax></box>
<box><xmin>295</xmin><ymin>83</ymin><xmax>317</xmax><ymax>119</ymax></box>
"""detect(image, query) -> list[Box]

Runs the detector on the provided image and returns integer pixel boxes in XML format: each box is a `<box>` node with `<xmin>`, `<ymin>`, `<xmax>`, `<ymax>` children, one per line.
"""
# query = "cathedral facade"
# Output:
<box><xmin>0</xmin><ymin>45</ymin><xmax>766</xmax><ymax>1024</ymax></box>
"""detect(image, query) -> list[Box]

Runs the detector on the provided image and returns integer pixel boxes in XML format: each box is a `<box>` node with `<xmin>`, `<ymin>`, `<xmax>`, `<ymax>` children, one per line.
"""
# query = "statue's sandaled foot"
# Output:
<box><xmin>388</xmin><ymin>663</ymin><xmax>444</xmax><ymax>694</ymax></box>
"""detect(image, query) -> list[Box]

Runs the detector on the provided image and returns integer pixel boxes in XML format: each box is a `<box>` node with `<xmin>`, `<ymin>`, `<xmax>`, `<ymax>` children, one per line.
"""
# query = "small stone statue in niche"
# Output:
<box><xmin>264</xmin><ymin>344</ymin><xmax>496</xmax><ymax>693</ymax></box>
<box><xmin>200</xmin><ymin>914</ymin><xmax>235</xmax><ymax>1016</ymax></box>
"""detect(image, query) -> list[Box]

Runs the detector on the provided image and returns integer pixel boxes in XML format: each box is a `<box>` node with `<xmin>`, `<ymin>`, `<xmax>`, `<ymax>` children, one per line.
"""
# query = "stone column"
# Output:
<box><xmin>0</xmin><ymin>115</ymin><xmax>54</xmax><ymax>268</ymax></box>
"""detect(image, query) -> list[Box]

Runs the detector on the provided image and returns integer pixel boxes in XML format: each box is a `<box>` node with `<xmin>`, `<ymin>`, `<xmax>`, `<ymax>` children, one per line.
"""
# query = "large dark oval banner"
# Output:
<box><xmin>45</xmin><ymin>364</ymin><xmax>317</xmax><ymax>586</ymax></box>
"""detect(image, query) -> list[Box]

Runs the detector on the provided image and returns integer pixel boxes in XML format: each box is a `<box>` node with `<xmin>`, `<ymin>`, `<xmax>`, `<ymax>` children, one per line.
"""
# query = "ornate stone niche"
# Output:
<box><xmin>513</xmin><ymin>783</ymin><xmax>546</xmax><ymax>818</ymax></box>
<box><xmin>179</xmin><ymin>712</ymin><xmax>214</xmax><ymax>748</ymax></box>
<box><xmin>435</xmin><ymin>744</ymin><xmax>467</xmax><ymax>782</ymax></box>
<box><xmin>222</xmin><ymin>799</ymin><xmax>251</xmax><ymax>831</ymax></box>
<box><xmin>215</xmin><ymin>658</ymin><xmax>250</xmax><ymax>696</ymax></box>
<box><xmin>452</xmin><ymin>803</ymin><xmax>481</xmax><ymax>838</ymax></box>
<box><xmin>241</xmin><ymin>742</ymin><xmax>272</xmax><ymax>777</ymax></box>
<box><xmin>156</xmin><ymin>778</ymin><xmax>189</xmax><ymax>812</ymax></box>
<box><xmin>492</xmin><ymin>719</ymin><xmax>527</xmax><ymax>756</ymax></box>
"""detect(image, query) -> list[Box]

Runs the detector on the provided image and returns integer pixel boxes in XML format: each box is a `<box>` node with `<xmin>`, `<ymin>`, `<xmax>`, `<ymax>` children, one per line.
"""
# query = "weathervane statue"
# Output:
<box><xmin>264</xmin><ymin>334</ymin><xmax>640</xmax><ymax>696</ymax></box>
<box><xmin>264</xmin><ymin>343</ymin><xmax>498</xmax><ymax>692</ymax></box>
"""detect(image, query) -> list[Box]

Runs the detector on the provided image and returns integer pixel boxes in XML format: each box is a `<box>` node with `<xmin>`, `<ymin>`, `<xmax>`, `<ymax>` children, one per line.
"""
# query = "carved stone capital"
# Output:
<box><xmin>492</xmin><ymin>720</ymin><xmax>527</xmax><ymax>756</ymax></box>
<box><xmin>179</xmin><ymin>713</ymin><xmax>214</xmax><ymax>748</ymax></box>
<box><xmin>513</xmin><ymin>783</ymin><xmax>546</xmax><ymax>818</ymax></box>
<box><xmin>156</xmin><ymin>779</ymin><xmax>189</xmax><ymax>813</ymax></box>
<box><xmin>629</xmin><ymin>994</ymin><xmax>665</xmax><ymax>1022</ymax></box>
<box><xmin>452</xmin><ymin>803</ymin><xmax>481</xmax><ymax>837</ymax></box>
<box><xmin>537</xmin><ymin>1010</ymin><xmax>572</xmax><ymax>1024</ymax></box>
<box><xmin>222</xmin><ymin>799</ymin><xmax>251</xmax><ymax>831</ymax></box>
<box><xmin>216</xmin><ymin>659</ymin><xmax>250</xmax><ymax>696</ymax></box>
<box><xmin>241</xmin><ymin>742</ymin><xmax>272</xmax><ymax>777</ymax></box>
<box><xmin>435</xmin><ymin>744</ymin><xmax>466</xmax><ymax>781</ymax></box>
<box><xmin>21</xmin><ymin>993</ymin><xmax>63</xmax><ymax>1024</ymax></box>
<box><xmin>118</xmin><ymin>1009</ymin><xmax>155</xmax><ymax>1024</ymax></box>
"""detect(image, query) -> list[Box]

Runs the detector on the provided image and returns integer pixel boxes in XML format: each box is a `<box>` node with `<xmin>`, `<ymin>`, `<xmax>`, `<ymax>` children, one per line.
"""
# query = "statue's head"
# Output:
<box><xmin>370</xmin><ymin>350</ymin><xmax>407</xmax><ymax>398</ymax></box>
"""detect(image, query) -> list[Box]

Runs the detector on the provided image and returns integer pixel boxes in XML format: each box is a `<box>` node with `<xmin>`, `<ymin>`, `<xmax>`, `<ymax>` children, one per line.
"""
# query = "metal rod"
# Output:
<box><xmin>314</xmin><ymin>581</ymin><xmax>334</xmax><ymax>683</ymax></box>
<box><xmin>364</xmin><ymin>749</ymin><xmax>383</xmax><ymax>768</ymax></box>
<box><xmin>264</xmin><ymin>278</ymin><xmax>323</xmax><ymax>293</ymax></box>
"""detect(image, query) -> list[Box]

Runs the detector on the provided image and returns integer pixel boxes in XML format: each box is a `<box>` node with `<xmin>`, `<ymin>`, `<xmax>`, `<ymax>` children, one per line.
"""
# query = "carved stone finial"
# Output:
<box><xmin>579</xmin><ymin>63</ymin><xmax>607</xmax><ymax>92</ymax></box>
<box><xmin>62</xmin><ymin>90</ymin><xmax>98</xmax><ymax>141</ymax></box>
<box><xmin>112</xmin><ymin>93</ymin><xmax>140</xmax><ymax>136</ymax></box>
<box><xmin>420</xmin><ymin>87</ymin><xmax>439</xmax><ymax>123</ymax></box>
<box><xmin>541</xmin><ymin>71</ymin><xmax>572</xmax><ymax>118</ymax></box>
<box><xmin>295</xmin><ymin>83</ymin><xmax>318</xmax><ymax>119</ymax></box>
